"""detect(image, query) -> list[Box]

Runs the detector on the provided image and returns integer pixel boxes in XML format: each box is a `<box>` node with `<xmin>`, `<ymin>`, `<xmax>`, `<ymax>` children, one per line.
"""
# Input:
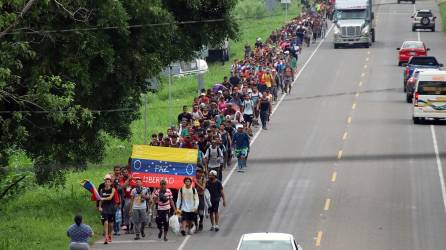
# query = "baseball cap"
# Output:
<box><xmin>104</xmin><ymin>174</ymin><xmax>112</xmax><ymax>180</ymax></box>
<box><xmin>183</xmin><ymin>176</ymin><xmax>192</xmax><ymax>183</ymax></box>
<box><xmin>209</xmin><ymin>170</ymin><xmax>218</xmax><ymax>176</ymax></box>
<box><xmin>236</xmin><ymin>124</ymin><xmax>243</xmax><ymax>129</ymax></box>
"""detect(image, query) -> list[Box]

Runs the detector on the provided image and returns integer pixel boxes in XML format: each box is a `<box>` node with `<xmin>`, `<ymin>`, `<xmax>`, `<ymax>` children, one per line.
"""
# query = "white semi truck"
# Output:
<box><xmin>333</xmin><ymin>0</ymin><xmax>375</xmax><ymax>48</ymax></box>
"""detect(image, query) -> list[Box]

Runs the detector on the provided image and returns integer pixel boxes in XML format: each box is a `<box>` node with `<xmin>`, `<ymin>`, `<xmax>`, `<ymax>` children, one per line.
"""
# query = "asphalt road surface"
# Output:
<box><xmin>93</xmin><ymin>0</ymin><xmax>446</xmax><ymax>249</ymax></box>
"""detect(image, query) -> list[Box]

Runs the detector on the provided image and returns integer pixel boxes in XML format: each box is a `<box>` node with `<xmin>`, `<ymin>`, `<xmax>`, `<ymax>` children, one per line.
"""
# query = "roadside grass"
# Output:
<box><xmin>440</xmin><ymin>2</ymin><xmax>446</xmax><ymax>32</ymax></box>
<box><xmin>2</xmin><ymin>1</ymin><xmax>301</xmax><ymax>249</ymax></box>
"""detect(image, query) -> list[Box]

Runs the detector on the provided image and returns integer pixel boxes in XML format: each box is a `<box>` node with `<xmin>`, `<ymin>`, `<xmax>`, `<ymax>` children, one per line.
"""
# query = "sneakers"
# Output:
<box><xmin>210</xmin><ymin>226</ymin><xmax>215</xmax><ymax>231</ymax></box>
<box><xmin>181</xmin><ymin>230</ymin><xmax>186</xmax><ymax>236</ymax></box>
<box><xmin>158</xmin><ymin>231</ymin><xmax>162</xmax><ymax>239</ymax></box>
<box><xmin>107</xmin><ymin>235</ymin><xmax>112</xmax><ymax>243</ymax></box>
<box><xmin>215</xmin><ymin>225</ymin><xmax>220</xmax><ymax>232</ymax></box>
<box><xmin>134</xmin><ymin>234</ymin><xmax>140</xmax><ymax>240</ymax></box>
<box><xmin>198</xmin><ymin>224</ymin><xmax>203</xmax><ymax>232</ymax></box>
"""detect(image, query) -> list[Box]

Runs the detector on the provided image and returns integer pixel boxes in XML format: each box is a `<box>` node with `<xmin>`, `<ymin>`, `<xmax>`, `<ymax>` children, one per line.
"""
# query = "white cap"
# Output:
<box><xmin>236</xmin><ymin>124</ymin><xmax>243</xmax><ymax>129</ymax></box>
<box><xmin>209</xmin><ymin>170</ymin><xmax>218</xmax><ymax>176</ymax></box>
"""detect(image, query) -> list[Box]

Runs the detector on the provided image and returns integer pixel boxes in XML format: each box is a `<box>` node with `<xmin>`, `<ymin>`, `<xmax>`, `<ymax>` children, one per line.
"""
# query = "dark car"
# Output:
<box><xmin>403</xmin><ymin>56</ymin><xmax>443</xmax><ymax>89</ymax></box>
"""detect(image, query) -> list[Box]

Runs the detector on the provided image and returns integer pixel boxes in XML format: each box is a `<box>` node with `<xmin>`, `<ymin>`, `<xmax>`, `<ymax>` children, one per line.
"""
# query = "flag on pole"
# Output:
<box><xmin>80</xmin><ymin>180</ymin><xmax>101</xmax><ymax>201</ymax></box>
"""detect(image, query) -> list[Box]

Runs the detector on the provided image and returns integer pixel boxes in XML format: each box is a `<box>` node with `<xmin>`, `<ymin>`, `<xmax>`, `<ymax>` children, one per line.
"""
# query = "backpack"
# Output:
<box><xmin>206</xmin><ymin>146</ymin><xmax>222</xmax><ymax>159</ymax></box>
<box><xmin>179</xmin><ymin>187</ymin><xmax>197</xmax><ymax>210</ymax></box>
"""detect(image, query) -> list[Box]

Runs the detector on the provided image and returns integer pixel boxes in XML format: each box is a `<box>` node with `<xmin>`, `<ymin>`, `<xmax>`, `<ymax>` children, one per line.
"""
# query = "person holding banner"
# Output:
<box><xmin>176</xmin><ymin>177</ymin><xmax>199</xmax><ymax>236</ymax></box>
<box><xmin>130</xmin><ymin>177</ymin><xmax>150</xmax><ymax>240</ymax></box>
<box><xmin>152</xmin><ymin>179</ymin><xmax>176</xmax><ymax>241</ymax></box>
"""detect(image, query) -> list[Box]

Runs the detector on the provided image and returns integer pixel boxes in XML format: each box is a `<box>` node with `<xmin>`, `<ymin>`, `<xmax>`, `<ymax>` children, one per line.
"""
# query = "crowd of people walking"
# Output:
<box><xmin>72</xmin><ymin>2</ymin><xmax>331</xmax><ymax>248</ymax></box>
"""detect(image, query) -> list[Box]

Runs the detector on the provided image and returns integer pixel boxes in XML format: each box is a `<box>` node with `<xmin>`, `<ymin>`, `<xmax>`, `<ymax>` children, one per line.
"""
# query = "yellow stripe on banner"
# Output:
<box><xmin>131</xmin><ymin>145</ymin><xmax>198</xmax><ymax>164</ymax></box>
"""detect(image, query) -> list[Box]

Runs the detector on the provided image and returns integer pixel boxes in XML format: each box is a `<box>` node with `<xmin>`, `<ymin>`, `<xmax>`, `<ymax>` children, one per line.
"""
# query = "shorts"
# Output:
<box><xmin>156</xmin><ymin>209</ymin><xmax>170</xmax><ymax>231</ymax></box>
<box><xmin>181</xmin><ymin>211</ymin><xmax>197</xmax><ymax>222</ymax></box>
<box><xmin>235</xmin><ymin>148</ymin><xmax>248</xmax><ymax>158</ymax></box>
<box><xmin>208</xmin><ymin>200</ymin><xmax>220</xmax><ymax>213</ymax></box>
<box><xmin>101</xmin><ymin>213</ymin><xmax>114</xmax><ymax>224</ymax></box>
<box><xmin>243</xmin><ymin>114</ymin><xmax>253</xmax><ymax>123</ymax></box>
<box><xmin>198</xmin><ymin>194</ymin><xmax>205</xmax><ymax>213</ymax></box>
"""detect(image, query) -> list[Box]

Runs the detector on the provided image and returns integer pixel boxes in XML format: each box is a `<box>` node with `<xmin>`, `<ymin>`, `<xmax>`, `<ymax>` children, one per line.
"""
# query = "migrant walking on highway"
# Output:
<box><xmin>176</xmin><ymin>177</ymin><xmax>199</xmax><ymax>235</ymax></box>
<box><xmin>152</xmin><ymin>179</ymin><xmax>176</xmax><ymax>241</ymax></box>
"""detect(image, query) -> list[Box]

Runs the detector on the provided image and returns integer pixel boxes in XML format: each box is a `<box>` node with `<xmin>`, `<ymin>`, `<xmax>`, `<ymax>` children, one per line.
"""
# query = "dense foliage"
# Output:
<box><xmin>0</xmin><ymin>0</ymin><xmax>238</xmax><ymax>184</ymax></box>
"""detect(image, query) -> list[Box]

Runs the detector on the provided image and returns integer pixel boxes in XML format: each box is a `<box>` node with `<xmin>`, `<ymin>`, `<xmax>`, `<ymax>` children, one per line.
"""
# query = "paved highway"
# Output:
<box><xmin>94</xmin><ymin>0</ymin><xmax>446</xmax><ymax>249</ymax></box>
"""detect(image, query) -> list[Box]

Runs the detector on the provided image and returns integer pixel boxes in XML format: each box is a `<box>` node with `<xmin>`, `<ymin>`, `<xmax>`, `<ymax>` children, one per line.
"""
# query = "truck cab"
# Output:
<box><xmin>333</xmin><ymin>0</ymin><xmax>375</xmax><ymax>48</ymax></box>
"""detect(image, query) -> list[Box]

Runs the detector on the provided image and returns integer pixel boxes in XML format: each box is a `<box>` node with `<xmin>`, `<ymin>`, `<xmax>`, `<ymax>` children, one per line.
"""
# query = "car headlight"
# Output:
<box><xmin>334</xmin><ymin>26</ymin><xmax>341</xmax><ymax>35</ymax></box>
<box><xmin>362</xmin><ymin>25</ymin><xmax>370</xmax><ymax>35</ymax></box>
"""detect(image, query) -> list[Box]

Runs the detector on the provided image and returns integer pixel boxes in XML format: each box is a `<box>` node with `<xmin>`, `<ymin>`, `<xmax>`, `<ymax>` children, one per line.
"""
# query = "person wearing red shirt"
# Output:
<box><xmin>119</xmin><ymin>167</ymin><xmax>135</xmax><ymax>233</ymax></box>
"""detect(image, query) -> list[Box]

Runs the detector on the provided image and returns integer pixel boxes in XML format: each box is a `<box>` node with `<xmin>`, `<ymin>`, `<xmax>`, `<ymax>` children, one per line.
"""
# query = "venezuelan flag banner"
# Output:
<box><xmin>130</xmin><ymin>145</ymin><xmax>198</xmax><ymax>189</ymax></box>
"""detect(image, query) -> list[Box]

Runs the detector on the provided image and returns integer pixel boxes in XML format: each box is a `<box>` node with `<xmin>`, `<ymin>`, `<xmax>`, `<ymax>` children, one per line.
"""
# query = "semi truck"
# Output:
<box><xmin>333</xmin><ymin>0</ymin><xmax>375</xmax><ymax>48</ymax></box>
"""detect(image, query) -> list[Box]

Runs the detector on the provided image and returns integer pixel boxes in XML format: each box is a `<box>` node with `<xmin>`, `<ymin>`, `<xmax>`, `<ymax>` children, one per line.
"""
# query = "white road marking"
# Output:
<box><xmin>415</xmin><ymin>4</ymin><xmax>446</xmax><ymax>214</ymax></box>
<box><xmin>178</xmin><ymin>23</ymin><xmax>335</xmax><ymax>250</ymax></box>
<box><xmin>430</xmin><ymin>125</ymin><xmax>446</xmax><ymax>214</ymax></box>
<box><xmin>414</xmin><ymin>5</ymin><xmax>420</xmax><ymax>41</ymax></box>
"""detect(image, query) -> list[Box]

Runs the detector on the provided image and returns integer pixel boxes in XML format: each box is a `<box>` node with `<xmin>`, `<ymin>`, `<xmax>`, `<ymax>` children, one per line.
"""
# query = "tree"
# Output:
<box><xmin>0</xmin><ymin>0</ymin><xmax>239</xmax><ymax>184</ymax></box>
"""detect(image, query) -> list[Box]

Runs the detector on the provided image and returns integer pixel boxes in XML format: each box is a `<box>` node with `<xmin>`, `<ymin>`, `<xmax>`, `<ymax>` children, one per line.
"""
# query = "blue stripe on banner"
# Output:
<box><xmin>130</xmin><ymin>158</ymin><xmax>196</xmax><ymax>177</ymax></box>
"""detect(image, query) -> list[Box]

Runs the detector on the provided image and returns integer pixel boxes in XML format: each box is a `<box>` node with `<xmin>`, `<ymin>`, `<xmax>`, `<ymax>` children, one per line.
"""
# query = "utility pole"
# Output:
<box><xmin>168</xmin><ymin>65</ymin><xmax>173</xmax><ymax>127</ymax></box>
<box><xmin>143</xmin><ymin>94</ymin><xmax>148</xmax><ymax>144</ymax></box>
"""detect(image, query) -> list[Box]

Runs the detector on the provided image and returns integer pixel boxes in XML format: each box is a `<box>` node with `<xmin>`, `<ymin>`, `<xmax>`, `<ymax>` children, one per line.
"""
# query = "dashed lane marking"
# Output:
<box><xmin>324</xmin><ymin>198</ymin><xmax>331</xmax><ymax>211</ymax></box>
<box><xmin>315</xmin><ymin>231</ymin><xmax>323</xmax><ymax>247</ymax></box>
<box><xmin>331</xmin><ymin>172</ymin><xmax>337</xmax><ymax>182</ymax></box>
<box><xmin>337</xmin><ymin>150</ymin><xmax>343</xmax><ymax>160</ymax></box>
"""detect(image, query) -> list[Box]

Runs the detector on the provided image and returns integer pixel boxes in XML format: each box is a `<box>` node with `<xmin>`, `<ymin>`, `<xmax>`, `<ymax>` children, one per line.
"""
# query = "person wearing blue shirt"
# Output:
<box><xmin>67</xmin><ymin>214</ymin><xmax>93</xmax><ymax>250</ymax></box>
<box><xmin>232</xmin><ymin>124</ymin><xmax>250</xmax><ymax>172</ymax></box>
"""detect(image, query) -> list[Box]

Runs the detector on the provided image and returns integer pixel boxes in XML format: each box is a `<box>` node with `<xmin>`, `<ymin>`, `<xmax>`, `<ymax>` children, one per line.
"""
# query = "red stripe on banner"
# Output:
<box><xmin>131</xmin><ymin>172</ymin><xmax>195</xmax><ymax>189</ymax></box>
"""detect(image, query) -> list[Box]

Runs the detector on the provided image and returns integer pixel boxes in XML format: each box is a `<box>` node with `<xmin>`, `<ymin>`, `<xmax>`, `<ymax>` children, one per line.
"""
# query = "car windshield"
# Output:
<box><xmin>239</xmin><ymin>240</ymin><xmax>294</xmax><ymax>250</ymax></box>
<box><xmin>417</xmin><ymin>11</ymin><xmax>433</xmax><ymax>17</ymax></box>
<box><xmin>335</xmin><ymin>9</ymin><xmax>367</xmax><ymax>20</ymax></box>
<box><xmin>418</xmin><ymin>81</ymin><xmax>446</xmax><ymax>95</ymax></box>
<box><xmin>402</xmin><ymin>42</ymin><xmax>423</xmax><ymax>49</ymax></box>
<box><xmin>409</xmin><ymin>57</ymin><xmax>438</xmax><ymax>65</ymax></box>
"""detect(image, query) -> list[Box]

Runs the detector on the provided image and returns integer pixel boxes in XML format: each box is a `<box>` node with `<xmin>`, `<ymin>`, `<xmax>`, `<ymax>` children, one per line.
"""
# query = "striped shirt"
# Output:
<box><xmin>152</xmin><ymin>188</ymin><xmax>173</xmax><ymax>211</ymax></box>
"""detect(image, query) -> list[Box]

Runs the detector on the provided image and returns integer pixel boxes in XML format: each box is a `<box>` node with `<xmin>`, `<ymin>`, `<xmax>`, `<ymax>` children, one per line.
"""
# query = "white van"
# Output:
<box><xmin>413</xmin><ymin>70</ymin><xmax>446</xmax><ymax>123</ymax></box>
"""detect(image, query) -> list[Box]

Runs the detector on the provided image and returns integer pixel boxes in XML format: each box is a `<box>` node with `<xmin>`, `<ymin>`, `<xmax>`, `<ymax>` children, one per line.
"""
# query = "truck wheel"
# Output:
<box><xmin>406</xmin><ymin>94</ymin><xmax>412</xmax><ymax>103</ymax></box>
<box><xmin>334</xmin><ymin>43</ymin><xmax>339</xmax><ymax>49</ymax></box>
<box><xmin>371</xmin><ymin>29</ymin><xmax>375</xmax><ymax>42</ymax></box>
<box><xmin>432</xmin><ymin>25</ymin><xmax>435</xmax><ymax>32</ymax></box>
<box><xmin>412</xmin><ymin>26</ymin><xmax>416</xmax><ymax>32</ymax></box>
<box><xmin>365</xmin><ymin>43</ymin><xmax>370</xmax><ymax>48</ymax></box>
<box><xmin>412</xmin><ymin>0</ymin><xmax>415</xmax><ymax>4</ymax></box>
<box><xmin>398</xmin><ymin>0</ymin><xmax>400</xmax><ymax>3</ymax></box>
<box><xmin>413</xmin><ymin>117</ymin><xmax>421</xmax><ymax>124</ymax></box>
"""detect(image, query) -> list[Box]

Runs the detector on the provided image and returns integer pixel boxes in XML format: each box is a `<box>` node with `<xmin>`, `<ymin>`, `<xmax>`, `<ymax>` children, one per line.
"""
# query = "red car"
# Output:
<box><xmin>396</xmin><ymin>41</ymin><xmax>429</xmax><ymax>66</ymax></box>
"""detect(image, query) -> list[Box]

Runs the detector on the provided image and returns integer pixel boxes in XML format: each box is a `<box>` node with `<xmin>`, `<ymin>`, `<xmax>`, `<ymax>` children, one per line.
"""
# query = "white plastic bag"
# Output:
<box><xmin>169</xmin><ymin>215</ymin><xmax>180</xmax><ymax>235</ymax></box>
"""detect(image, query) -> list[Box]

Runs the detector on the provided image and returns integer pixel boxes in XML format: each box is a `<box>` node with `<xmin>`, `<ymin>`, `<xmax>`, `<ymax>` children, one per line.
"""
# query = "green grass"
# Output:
<box><xmin>440</xmin><ymin>1</ymin><xmax>446</xmax><ymax>32</ymax></box>
<box><xmin>2</xmin><ymin>1</ymin><xmax>301</xmax><ymax>249</ymax></box>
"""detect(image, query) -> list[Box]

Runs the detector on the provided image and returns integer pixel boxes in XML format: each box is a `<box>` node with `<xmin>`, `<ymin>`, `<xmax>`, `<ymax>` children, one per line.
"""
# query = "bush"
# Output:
<box><xmin>440</xmin><ymin>2</ymin><xmax>446</xmax><ymax>32</ymax></box>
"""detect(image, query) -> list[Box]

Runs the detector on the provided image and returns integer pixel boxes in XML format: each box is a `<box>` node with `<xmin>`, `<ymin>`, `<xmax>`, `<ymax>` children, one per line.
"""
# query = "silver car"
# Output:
<box><xmin>236</xmin><ymin>232</ymin><xmax>303</xmax><ymax>250</ymax></box>
<box><xmin>412</xmin><ymin>9</ymin><xmax>436</xmax><ymax>32</ymax></box>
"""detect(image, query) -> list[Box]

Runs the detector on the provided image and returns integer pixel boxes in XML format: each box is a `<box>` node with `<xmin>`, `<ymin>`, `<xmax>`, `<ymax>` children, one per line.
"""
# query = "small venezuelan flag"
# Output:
<box><xmin>80</xmin><ymin>180</ymin><xmax>101</xmax><ymax>201</ymax></box>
